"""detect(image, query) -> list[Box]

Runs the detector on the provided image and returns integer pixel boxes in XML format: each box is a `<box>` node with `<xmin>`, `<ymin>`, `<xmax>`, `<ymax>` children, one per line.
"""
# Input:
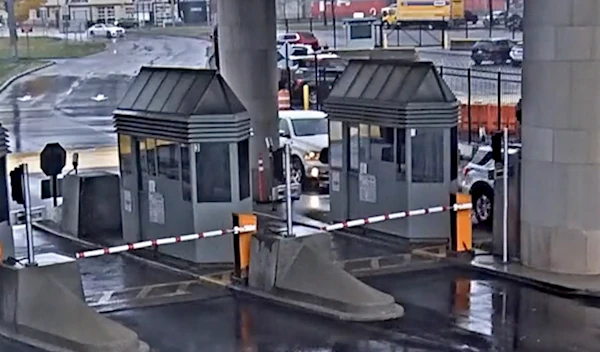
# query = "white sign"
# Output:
<box><xmin>123</xmin><ymin>190</ymin><xmax>132</xmax><ymax>213</ymax></box>
<box><xmin>149</xmin><ymin>192</ymin><xmax>165</xmax><ymax>224</ymax></box>
<box><xmin>359</xmin><ymin>174</ymin><xmax>377</xmax><ymax>203</ymax></box>
<box><xmin>17</xmin><ymin>95</ymin><xmax>32</xmax><ymax>102</ymax></box>
<box><xmin>331</xmin><ymin>171</ymin><xmax>341</xmax><ymax>192</ymax></box>
<box><xmin>359</xmin><ymin>162</ymin><xmax>368</xmax><ymax>175</ymax></box>
<box><xmin>148</xmin><ymin>180</ymin><xmax>156</xmax><ymax>193</ymax></box>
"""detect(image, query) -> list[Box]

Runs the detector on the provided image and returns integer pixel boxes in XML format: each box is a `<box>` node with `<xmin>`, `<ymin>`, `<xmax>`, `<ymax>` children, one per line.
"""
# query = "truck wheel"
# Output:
<box><xmin>472</xmin><ymin>186</ymin><xmax>494</xmax><ymax>226</ymax></box>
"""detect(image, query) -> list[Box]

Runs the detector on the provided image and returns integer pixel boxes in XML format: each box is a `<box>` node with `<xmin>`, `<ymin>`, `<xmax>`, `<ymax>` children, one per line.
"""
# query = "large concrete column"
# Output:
<box><xmin>217</xmin><ymin>0</ymin><xmax>279</xmax><ymax>199</ymax></box>
<box><xmin>521</xmin><ymin>0</ymin><xmax>600</xmax><ymax>274</ymax></box>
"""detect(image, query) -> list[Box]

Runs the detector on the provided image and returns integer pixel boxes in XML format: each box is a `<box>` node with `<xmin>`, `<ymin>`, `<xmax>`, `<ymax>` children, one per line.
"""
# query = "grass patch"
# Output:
<box><xmin>0</xmin><ymin>60</ymin><xmax>47</xmax><ymax>86</ymax></box>
<box><xmin>0</xmin><ymin>37</ymin><xmax>106</xmax><ymax>59</ymax></box>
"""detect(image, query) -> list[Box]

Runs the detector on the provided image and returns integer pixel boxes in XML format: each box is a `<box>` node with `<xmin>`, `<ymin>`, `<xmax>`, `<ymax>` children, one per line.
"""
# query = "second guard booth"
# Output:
<box><xmin>113</xmin><ymin>67</ymin><xmax>252</xmax><ymax>263</ymax></box>
<box><xmin>323</xmin><ymin>59</ymin><xmax>460</xmax><ymax>241</ymax></box>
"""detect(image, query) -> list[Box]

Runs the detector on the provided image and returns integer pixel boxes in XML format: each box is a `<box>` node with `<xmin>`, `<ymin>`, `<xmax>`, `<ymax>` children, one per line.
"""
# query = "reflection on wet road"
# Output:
<box><xmin>13</xmin><ymin>226</ymin><xmax>191</xmax><ymax>296</ymax></box>
<box><xmin>108</xmin><ymin>268</ymin><xmax>600</xmax><ymax>352</ymax></box>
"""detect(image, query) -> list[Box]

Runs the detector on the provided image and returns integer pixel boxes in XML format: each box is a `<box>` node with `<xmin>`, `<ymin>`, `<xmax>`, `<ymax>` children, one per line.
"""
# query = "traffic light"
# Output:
<box><xmin>10</xmin><ymin>165</ymin><xmax>24</xmax><ymax>205</ymax></box>
<box><xmin>491</xmin><ymin>131</ymin><xmax>503</xmax><ymax>163</ymax></box>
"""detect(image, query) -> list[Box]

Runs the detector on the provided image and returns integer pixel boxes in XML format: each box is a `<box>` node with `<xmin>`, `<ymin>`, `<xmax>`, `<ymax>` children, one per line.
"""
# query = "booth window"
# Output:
<box><xmin>195</xmin><ymin>143</ymin><xmax>231</xmax><ymax>202</ymax></box>
<box><xmin>138</xmin><ymin>139</ymin><xmax>147</xmax><ymax>175</ymax></box>
<box><xmin>370</xmin><ymin>125</ymin><xmax>394</xmax><ymax>164</ymax></box>
<box><xmin>181</xmin><ymin>144</ymin><xmax>191</xmax><ymax>202</ymax></box>
<box><xmin>118</xmin><ymin>134</ymin><xmax>132</xmax><ymax>176</ymax></box>
<box><xmin>411</xmin><ymin>129</ymin><xmax>444</xmax><ymax>183</ymax></box>
<box><xmin>396</xmin><ymin>129</ymin><xmax>406</xmax><ymax>179</ymax></box>
<box><xmin>146</xmin><ymin>138</ymin><xmax>157</xmax><ymax>176</ymax></box>
<box><xmin>329</xmin><ymin>121</ymin><xmax>343</xmax><ymax>168</ymax></box>
<box><xmin>450</xmin><ymin>127</ymin><xmax>458</xmax><ymax>180</ymax></box>
<box><xmin>350</xmin><ymin>24</ymin><xmax>372</xmax><ymax>39</ymax></box>
<box><xmin>238</xmin><ymin>139</ymin><xmax>250</xmax><ymax>200</ymax></box>
<box><xmin>359</xmin><ymin>124</ymin><xmax>370</xmax><ymax>166</ymax></box>
<box><xmin>157</xmin><ymin>140</ymin><xmax>180</xmax><ymax>181</ymax></box>
<box><xmin>349</xmin><ymin>126</ymin><xmax>359</xmax><ymax>171</ymax></box>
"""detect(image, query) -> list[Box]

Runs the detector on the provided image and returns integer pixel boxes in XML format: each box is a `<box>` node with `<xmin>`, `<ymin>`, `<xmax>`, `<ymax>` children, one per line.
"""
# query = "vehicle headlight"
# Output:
<box><xmin>304</xmin><ymin>151</ymin><xmax>319</xmax><ymax>161</ymax></box>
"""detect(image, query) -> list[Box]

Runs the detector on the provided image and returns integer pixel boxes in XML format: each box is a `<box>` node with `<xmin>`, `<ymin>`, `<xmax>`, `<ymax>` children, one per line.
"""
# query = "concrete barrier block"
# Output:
<box><xmin>449</xmin><ymin>39</ymin><xmax>479</xmax><ymax>51</ymax></box>
<box><xmin>248</xmin><ymin>232</ymin><xmax>404</xmax><ymax>322</ymax></box>
<box><xmin>248</xmin><ymin>234</ymin><xmax>279</xmax><ymax>291</ymax></box>
<box><xmin>60</xmin><ymin>172</ymin><xmax>122</xmax><ymax>239</ymax></box>
<box><xmin>0</xmin><ymin>221</ymin><xmax>14</xmax><ymax>260</ymax></box>
<box><xmin>0</xmin><ymin>263</ymin><xmax>148</xmax><ymax>352</ymax></box>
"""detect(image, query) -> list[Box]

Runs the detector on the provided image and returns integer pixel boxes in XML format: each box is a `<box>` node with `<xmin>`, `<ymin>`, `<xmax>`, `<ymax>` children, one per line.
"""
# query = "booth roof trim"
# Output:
<box><xmin>116</xmin><ymin>66</ymin><xmax>246</xmax><ymax>117</ymax></box>
<box><xmin>326</xmin><ymin>59</ymin><xmax>456</xmax><ymax>105</ymax></box>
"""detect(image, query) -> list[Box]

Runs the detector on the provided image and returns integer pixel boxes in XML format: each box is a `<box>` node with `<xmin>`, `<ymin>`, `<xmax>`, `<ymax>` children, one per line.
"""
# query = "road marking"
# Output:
<box><xmin>96</xmin><ymin>291</ymin><xmax>114</xmax><ymax>304</ymax></box>
<box><xmin>175</xmin><ymin>282</ymin><xmax>191</xmax><ymax>294</ymax></box>
<box><xmin>135</xmin><ymin>285</ymin><xmax>153</xmax><ymax>299</ymax></box>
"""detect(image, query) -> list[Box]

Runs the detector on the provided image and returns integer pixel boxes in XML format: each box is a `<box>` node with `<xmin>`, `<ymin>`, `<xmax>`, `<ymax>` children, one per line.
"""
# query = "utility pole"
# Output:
<box><xmin>5</xmin><ymin>0</ymin><xmax>18</xmax><ymax>59</ymax></box>
<box><xmin>487</xmin><ymin>0</ymin><xmax>493</xmax><ymax>37</ymax></box>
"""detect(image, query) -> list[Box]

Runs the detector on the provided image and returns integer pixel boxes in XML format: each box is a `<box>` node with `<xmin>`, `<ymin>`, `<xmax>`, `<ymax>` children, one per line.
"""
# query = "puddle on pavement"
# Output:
<box><xmin>364</xmin><ymin>269</ymin><xmax>600</xmax><ymax>352</ymax></box>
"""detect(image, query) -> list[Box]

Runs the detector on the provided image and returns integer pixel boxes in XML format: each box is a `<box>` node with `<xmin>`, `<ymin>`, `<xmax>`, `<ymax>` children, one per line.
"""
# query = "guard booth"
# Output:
<box><xmin>342</xmin><ymin>15</ymin><xmax>379</xmax><ymax>49</ymax></box>
<box><xmin>113</xmin><ymin>66</ymin><xmax>252</xmax><ymax>263</ymax></box>
<box><xmin>323</xmin><ymin>59</ymin><xmax>459</xmax><ymax>241</ymax></box>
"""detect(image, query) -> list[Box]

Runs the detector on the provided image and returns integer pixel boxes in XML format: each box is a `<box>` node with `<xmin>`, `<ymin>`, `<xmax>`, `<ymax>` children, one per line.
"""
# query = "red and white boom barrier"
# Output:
<box><xmin>320</xmin><ymin>203</ymin><xmax>472</xmax><ymax>232</ymax></box>
<box><xmin>75</xmin><ymin>225</ymin><xmax>257</xmax><ymax>259</ymax></box>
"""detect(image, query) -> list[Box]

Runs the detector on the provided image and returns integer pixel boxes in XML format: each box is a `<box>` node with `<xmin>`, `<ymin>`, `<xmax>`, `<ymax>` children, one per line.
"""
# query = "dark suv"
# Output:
<box><xmin>471</xmin><ymin>39</ymin><xmax>517</xmax><ymax>66</ymax></box>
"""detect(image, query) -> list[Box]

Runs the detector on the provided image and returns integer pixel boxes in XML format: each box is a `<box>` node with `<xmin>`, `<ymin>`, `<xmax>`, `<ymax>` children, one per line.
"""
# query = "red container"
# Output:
<box><xmin>464</xmin><ymin>0</ymin><xmax>507</xmax><ymax>13</ymax></box>
<box><xmin>310</xmin><ymin>0</ymin><xmax>391</xmax><ymax>19</ymax></box>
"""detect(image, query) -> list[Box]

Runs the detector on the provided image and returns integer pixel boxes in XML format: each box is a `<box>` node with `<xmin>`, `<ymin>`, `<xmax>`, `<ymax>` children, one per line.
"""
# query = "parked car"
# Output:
<box><xmin>509</xmin><ymin>42</ymin><xmax>523</xmax><ymax>67</ymax></box>
<box><xmin>278</xmin><ymin>110</ymin><xmax>329</xmax><ymax>188</ymax></box>
<box><xmin>277</xmin><ymin>32</ymin><xmax>320</xmax><ymax>50</ymax></box>
<box><xmin>461</xmin><ymin>145</ymin><xmax>521</xmax><ymax>226</ymax></box>
<box><xmin>482</xmin><ymin>11</ymin><xmax>505</xmax><ymax>28</ymax></box>
<box><xmin>471</xmin><ymin>38</ymin><xmax>517</xmax><ymax>66</ymax></box>
<box><xmin>464</xmin><ymin>10</ymin><xmax>479</xmax><ymax>25</ymax></box>
<box><xmin>87</xmin><ymin>23</ymin><xmax>125</xmax><ymax>38</ymax></box>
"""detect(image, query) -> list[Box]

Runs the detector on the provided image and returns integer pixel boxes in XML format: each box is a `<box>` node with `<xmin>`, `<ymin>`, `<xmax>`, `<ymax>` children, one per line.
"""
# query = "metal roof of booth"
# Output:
<box><xmin>324</xmin><ymin>59</ymin><xmax>459</xmax><ymax>128</ymax></box>
<box><xmin>113</xmin><ymin>67</ymin><xmax>250</xmax><ymax>142</ymax></box>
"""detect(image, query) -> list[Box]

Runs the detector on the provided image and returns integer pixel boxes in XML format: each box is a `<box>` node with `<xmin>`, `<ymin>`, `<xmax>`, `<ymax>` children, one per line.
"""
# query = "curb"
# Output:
<box><xmin>0</xmin><ymin>61</ymin><xmax>55</xmax><ymax>95</ymax></box>
<box><xmin>445</xmin><ymin>256</ymin><xmax>600</xmax><ymax>299</ymax></box>
<box><xmin>417</xmin><ymin>48</ymin><xmax>471</xmax><ymax>57</ymax></box>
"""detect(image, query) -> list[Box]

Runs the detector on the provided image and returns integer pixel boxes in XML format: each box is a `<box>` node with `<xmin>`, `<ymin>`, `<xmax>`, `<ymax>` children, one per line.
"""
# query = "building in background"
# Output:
<box><xmin>30</xmin><ymin>0</ymin><xmax>180</xmax><ymax>28</ymax></box>
<box><xmin>178</xmin><ymin>0</ymin><xmax>208</xmax><ymax>24</ymax></box>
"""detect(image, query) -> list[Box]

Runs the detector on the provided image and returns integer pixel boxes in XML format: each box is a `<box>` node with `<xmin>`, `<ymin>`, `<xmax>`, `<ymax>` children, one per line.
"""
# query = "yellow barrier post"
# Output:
<box><xmin>302</xmin><ymin>84</ymin><xmax>310</xmax><ymax>110</ymax></box>
<box><xmin>451</xmin><ymin>193</ymin><xmax>472</xmax><ymax>252</ymax></box>
<box><xmin>232</xmin><ymin>213</ymin><xmax>257</xmax><ymax>284</ymax></box>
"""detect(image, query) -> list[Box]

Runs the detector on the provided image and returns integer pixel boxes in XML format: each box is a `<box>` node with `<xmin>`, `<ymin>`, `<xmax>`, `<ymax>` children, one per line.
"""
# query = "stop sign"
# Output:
<box><xmin>40</xmin><ymin>143</ymin><xmax>67</xmax><ymax>176</ymax></box>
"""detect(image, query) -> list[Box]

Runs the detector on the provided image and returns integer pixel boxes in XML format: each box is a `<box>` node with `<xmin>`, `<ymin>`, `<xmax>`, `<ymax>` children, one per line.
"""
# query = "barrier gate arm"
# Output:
<box><xmin>320</xmin><ymin>203</ymin><xmax>472</xmax><ymax>232</ymax></box>
<box><xmin>75</xmin><ymin>225</ymin><xmax>257</xmax><ymax>259</ymax></box>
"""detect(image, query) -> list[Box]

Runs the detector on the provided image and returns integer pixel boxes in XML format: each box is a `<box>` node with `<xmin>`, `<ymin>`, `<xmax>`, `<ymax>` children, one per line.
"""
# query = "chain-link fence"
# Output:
<box><xmin>439</xmin><ymin>66</ymin><xmax>521</xmax><ymax>142</ymax></box>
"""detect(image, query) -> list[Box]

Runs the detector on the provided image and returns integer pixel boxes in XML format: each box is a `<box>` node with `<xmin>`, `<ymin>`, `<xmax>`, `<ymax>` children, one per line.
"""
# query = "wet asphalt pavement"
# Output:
<box><xmin>0</xmin><ymin>35</ymin><xmax>208</xmax><ymax>154</ymax></box>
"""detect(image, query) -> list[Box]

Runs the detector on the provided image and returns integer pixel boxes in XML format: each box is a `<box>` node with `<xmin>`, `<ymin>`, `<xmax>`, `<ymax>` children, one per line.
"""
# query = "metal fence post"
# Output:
<box><xmin>285</xmin><ymin>18</ymin><xmax>289</xmax><ymax>32</ymax></box>
<box><xmin>310</xmin><ymin>18</ymin><xmax>313</xmax><ymax>32</ymax></box>
<box><xmin>497</xmin><ymin>71</ymin><xmax>502</xmax><ymax>130</ymax></box>
<box><xmin>467</xmin><ymin>68</ymin><xmax>472</xmax><ymax>144</ymax></box>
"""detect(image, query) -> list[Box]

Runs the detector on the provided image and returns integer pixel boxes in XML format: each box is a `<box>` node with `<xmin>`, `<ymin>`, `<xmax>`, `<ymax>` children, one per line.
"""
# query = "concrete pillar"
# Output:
<box><xmin>521</xmin><ymin>0</ymin><xmax>600</xmax><ymax>274</ymax></box>
<box><xmin>217</xmin><ymin>0</ymin><xmax>279</xmax><ymax>198</ymax></box>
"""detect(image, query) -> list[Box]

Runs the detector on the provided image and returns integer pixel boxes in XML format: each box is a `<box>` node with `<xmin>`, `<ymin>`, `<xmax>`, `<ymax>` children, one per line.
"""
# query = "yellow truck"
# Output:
<box><xmin>382</xmin><ymin>0</ymin><xmax>466</xmax><ymax>29</ymax></box>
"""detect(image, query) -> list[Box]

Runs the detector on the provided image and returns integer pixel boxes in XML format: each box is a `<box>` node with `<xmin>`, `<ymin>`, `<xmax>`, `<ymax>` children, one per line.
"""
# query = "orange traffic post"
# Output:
<box><xmin>232</xmin><ymin>213</ymin><xmax>258</xmax><ymax>284</ymax></box>
<box><xmin>453</xmin><ymin>193</ymin><xmax>472</xmax><ymax>252</ymax></box>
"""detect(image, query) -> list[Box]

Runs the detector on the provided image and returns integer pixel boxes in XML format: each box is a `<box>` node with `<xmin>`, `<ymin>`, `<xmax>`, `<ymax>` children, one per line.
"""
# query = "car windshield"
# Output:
<box><xmin>474</xmin><ymin>40</ymin><xmax>494</xmax><ymax>49</ymax></box>
<box><xmin>291</xmin><ymin>118</ymin><xmax>328</xmax><ymax>136</ymax></box>
<box><xmin>471</xmin><ymin>150</ymin><xmax>493</xmax><ymax>166</ymax></box>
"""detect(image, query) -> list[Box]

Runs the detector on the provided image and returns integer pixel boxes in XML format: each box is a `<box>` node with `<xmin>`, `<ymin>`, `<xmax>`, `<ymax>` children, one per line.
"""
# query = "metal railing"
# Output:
<box><xmin>438</xmin><ymin>66</ymin><xmax>522</xmax><ymax>142</ymax></box>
